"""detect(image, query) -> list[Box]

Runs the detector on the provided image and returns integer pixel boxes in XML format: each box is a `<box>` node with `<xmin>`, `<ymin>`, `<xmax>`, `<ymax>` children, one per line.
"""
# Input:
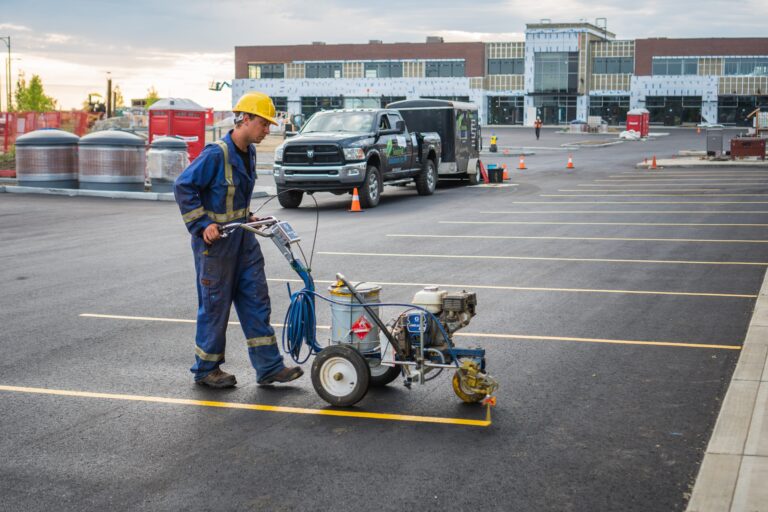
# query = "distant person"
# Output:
<box><xmin>534</xmin><ymin>117</ymin><xmax>543</xmax><ymax>140</ymax></box>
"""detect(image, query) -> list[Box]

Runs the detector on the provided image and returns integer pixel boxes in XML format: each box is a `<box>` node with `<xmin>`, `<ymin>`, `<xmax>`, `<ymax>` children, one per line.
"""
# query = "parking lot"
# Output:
<box><xmin>1</xmin><ymin>128</ymin><xmax>766</xmax><ymax>511</ymax></box>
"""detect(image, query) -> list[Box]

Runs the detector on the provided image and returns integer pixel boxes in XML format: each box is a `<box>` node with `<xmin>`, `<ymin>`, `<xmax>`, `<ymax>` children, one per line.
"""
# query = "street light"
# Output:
<box><xmin>0</xmin><ymin>36</ymin><xmax>10</xmax><ymax>112</ymax></box>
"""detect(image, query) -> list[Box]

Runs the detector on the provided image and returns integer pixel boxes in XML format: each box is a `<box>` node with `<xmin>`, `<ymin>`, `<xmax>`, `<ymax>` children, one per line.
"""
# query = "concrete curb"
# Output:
<box><xmin>635</xmin><ymin>158</ymin><xmax>768</xmax><ymax>169</ymax></box>
<box><xmin>0</xmin><ymin>186</ymin><xmax>270</xmax><ymax>201</ymax></box>
<box><xmin>686</xmin><ymin>274</ymin><xmax>768</xmax><ymax>511</ymax></box>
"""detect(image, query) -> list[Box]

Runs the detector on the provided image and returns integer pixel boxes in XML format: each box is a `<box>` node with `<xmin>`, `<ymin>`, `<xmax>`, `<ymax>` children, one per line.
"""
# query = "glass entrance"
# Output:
<box><xmin>533</xmin><ymin>95</ymin><xmax>578</xmax><ymax>125</ymax></box>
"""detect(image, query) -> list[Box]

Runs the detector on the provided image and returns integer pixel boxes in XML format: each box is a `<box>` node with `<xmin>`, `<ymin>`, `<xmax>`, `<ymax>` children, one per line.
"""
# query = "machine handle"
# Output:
<box><xmin>221</xmin><ymin>216</ymin><xmax>278</xmax><ymax>238</ymax></box>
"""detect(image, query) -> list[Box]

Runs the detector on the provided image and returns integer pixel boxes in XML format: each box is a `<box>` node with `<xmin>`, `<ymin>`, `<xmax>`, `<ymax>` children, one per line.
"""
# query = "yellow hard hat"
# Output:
<box><xmin>233</xmin><ymin>91</ymin><xmax>278</xmax><ymax>125</ymax></box>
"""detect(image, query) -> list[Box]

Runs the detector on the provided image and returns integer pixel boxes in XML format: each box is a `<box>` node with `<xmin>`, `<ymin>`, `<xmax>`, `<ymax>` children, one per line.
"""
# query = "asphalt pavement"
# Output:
<box><xmin>1</xmin><ymin>128</ymin><xmax>767</xmax><ymax>511</ymax></box>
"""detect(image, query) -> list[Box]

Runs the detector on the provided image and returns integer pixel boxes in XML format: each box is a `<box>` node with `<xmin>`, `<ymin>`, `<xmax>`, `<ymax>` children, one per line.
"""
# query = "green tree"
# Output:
<box><xmin>145</xmin><ymin>86</ymin><xmax>160</xmax><ymax>108</ymax></box>
<box><xmin>14</xmin><ymin>72</ymin><xmax>57</xmax><ymax>112</ymax></box>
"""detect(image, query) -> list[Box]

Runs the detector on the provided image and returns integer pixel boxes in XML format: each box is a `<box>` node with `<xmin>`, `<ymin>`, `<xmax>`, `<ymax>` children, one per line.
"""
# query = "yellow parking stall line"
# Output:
<box><xmin>388</xmin><ymin>233</ymin><xmax>768</xmax><ymax>245</ymax></box>
<box><xmin>480</xmin><ymin>210</ymin><xmax>768</xmax><ymax>214</ymax></box>
<box><xmin>0</xmin><ymin>385</ymin><xmax>490</xmax><ymax>427</ymax></box>
<box><xmin>319</xmin><ymin>250</ymin><xmax>768</xmax><ymax>266</ymax></box>
<box><xmin>79</xmin><ymin>314</ymin><xmax>744</xmax><ymax>350</ymax></box>
<box><xmin>440</xmin><ymin>220</ymin><xmax>768</xmax><ymax>226</ymax></box>
<box><xmin>453</xmin><ymin>333</ymin><xmax>741</xmax><ymax>351</ymax></box>
<box><xmin>542</xmin><ymin>194</ymin><xmax>768</xmax><ymax>197</ymax></box>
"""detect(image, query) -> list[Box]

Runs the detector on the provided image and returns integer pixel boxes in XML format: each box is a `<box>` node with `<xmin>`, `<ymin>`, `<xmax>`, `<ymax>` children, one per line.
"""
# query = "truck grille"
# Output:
<box><xmin>284</xmin><ymin>144</ymin><xmax>342</xmax><ymax>165</ymax></box>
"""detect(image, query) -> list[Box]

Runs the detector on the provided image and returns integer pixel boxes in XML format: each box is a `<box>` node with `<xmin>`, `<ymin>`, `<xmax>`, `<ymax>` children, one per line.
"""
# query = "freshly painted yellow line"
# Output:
<box><xmin>542</xmin><ymin>194</ymin><xmax>768</xmax><ymax>197</ymax></box>
<box><xmin>506</xmin><ymin>201</ymin><xmax>768</xmax><ymax>204</ymax></box>
<box><xmin>79</xmin><ymin>314</ymin><xmax>744</xmax><ymax>350</ymax></box>
<box><xmin>318</xmin><ymin>251</ymin><xmax>768</xmax><ymax>266</ymax></box>
<box><xmin>440</xmin><ymin>220</ymin><xmax>768</xmax><ymax>227</ymax></box>
<box><xmin>0</xmin><ymin>385</ymin><xmax>490</xmax><ymax>427</ymax></box>
<box><xmin>480</xmin><ymin>210</ymin><xmax>768</xmax><ymax>214</ymax></box>
<box><xmin>268</xmin><ymin>276</ymin><xmax>756</xmax><ymax>298</ymax></box>
<box><xmin>387</xmin><ymin>233</ymin><xmax>768</xmax><ymax>245</ymax></box>
<box><xmin>453</xmin><ymin>333</ymin><xmax>741</xmax><ymax>350</ymax></box>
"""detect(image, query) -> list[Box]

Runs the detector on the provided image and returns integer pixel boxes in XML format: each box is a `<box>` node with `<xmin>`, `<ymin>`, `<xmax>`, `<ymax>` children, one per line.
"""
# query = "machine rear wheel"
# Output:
<box><xmin>452</xmin><ymin>372</ymin><xmax>486</xmax><ymax>403</ymax></box>
<box><xmin>311</xmin><ymin>345</ymin><xmax>370</xmax><ymax>406</ymax></box>
<box><xmin>368</xmin><ymin>361</ymin><xmax>401</xmax><ymax>387</ymax></box>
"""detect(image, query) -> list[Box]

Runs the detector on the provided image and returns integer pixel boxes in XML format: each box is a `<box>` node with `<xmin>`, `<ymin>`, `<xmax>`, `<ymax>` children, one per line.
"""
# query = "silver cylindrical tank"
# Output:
<box><xmin>328</xmin><ymin>282</ymin><xmax>382</xmax><ymax>354</ymax></box>
<box><xmin>15</xmin><ymin>129</ymin><xmax>79</xmax><ymax>188</ymax></box>
<box><xmin>147</xmin><ymin>136</ymin><xmax>189</xmax><ymax>193</ymax></box>
<box><xmin>78</xmin><ymin>130</ymin><xmax>146</xmax><ymax>191</ymax></box>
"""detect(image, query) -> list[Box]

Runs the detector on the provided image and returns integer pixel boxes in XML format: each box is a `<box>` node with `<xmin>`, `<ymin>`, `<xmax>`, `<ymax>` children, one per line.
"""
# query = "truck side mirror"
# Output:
<box><xmin>396</xmin><ymin>120</ymin><xmax>405</xmax><ymax>133</ymax></box>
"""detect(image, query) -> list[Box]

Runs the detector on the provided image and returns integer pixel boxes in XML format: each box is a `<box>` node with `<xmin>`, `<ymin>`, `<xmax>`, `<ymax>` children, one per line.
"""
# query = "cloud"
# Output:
<box><xmin>0</xmin><ymin>23</ymin><xmax>31</xmax><ymax>32</ymax></box>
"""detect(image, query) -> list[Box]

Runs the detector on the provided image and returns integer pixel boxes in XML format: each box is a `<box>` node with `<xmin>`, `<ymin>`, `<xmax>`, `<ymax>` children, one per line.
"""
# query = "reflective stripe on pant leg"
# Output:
<box><xmin>233</xmin><ymin>238</ymin><xmax>284</xmax><ymax>379</ymax></box>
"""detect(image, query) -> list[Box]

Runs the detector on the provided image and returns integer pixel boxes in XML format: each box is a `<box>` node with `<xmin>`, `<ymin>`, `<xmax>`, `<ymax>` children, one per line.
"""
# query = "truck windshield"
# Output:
<box><xmin>301</xmin><ymin>112</ymin><xmax>375</xmax><ymax>134</ymax></box>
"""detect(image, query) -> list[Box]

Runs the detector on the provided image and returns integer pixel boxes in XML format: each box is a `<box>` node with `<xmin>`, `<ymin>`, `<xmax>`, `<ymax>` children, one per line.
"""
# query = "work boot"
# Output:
<box><xmin>196</xmin><ymin>368</ymin><xmax>237</xmax><ymax>388</ymax></box>
<box><xmin>257</xmin><ymin>366</ymin><xmax>304</xmax><ymax>385</ymax></box>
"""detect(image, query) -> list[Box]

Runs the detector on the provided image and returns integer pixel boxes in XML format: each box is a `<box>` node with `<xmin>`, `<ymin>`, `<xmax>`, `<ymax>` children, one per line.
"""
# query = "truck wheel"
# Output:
<box><xmin>359</xmin><ymin>165</ymin><xmax>381</xmax><ymax>208</ymax></box>
<box><xmin>415</xmin><ymin>159</ymin><xmax>437</xmax><ymax>196</ymax></box>
<box><xmin>468</xmin><ymin>162</ymin><xmax>482</xmax><ymax>185</ymax></box>
<box><xmin>276</xmin><ymin>187</ymin><xmax>303</xmax><ymax>208</ymax></box>
<box><xmin>311</xmin><ymin>345</ymin><xmax>370</xmax><ymax>406</ymax></box>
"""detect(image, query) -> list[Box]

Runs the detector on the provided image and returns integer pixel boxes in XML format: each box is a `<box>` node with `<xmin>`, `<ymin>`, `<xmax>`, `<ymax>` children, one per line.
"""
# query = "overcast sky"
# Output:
<box><xmin>2</xmin><ymin>0</ymin><xmax>767</xmax><ymax>110</ymax></box>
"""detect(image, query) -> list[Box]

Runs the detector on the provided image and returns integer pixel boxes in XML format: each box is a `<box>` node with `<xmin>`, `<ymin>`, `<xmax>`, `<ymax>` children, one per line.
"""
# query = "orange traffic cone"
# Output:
<box><xmin>518</xmin><ymin>155</ymin><xmax>527</xmax><ymax>170</ymax></box>
<box><xmin>503</xmin><ymin>149</ymin><xmax>510</xmax><ymax>156</ymax></box>
<box><xmin>502</xmin><ymin>164</ymin><xmax>509</xmax><ymax>180</ymax></box>
<box><xmin>349</xmin><ymin>187</ymin><xmax>363</xmax><ymax>212</ymax></box>
<box><xmin>651</xmin><ymin>155</ymin><xmax>658</xmax><ymax>170</ymax></box>
<box><xmin>566</xmin><ymin>155</ymin><xmax>575</xmax><ymax>170</ymax></box>
<box><xmin>696</xmin><ymin>126</ymin><xmax>701</xmax><ymax>135</ymax></box>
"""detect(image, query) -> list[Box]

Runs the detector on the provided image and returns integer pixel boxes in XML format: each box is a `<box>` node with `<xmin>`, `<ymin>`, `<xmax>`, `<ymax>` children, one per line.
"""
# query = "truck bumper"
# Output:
<box><xmin>273</xmin><ymin>162</ymin><xmax>367</xmax><ymax>190</ymax></box>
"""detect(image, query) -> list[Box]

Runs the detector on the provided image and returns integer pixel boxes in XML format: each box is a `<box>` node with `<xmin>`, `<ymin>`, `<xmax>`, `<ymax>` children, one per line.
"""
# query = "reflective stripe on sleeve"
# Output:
<box><xmin>247</xmin><ymin>335</ymin><xmax>276</xmax><ymax>348</ymax></box>
<box><xmin>195</xmin><ymin>346</ymin><xmax>224</xmax><ymax>362</ymax></box>
<box><xmin>216</xmin><ymin>141</ymin><xmax>236</xmax><ymax>221</ymax></box>
<box><xmin>182</xmin><ymin>206</ymin><xmax>206</xmax><ymax>224</ymax></box>
<box><xmin>204</xmin><ymin>208</ymin><xmax>248</xmax><ymax>223</ymax></box>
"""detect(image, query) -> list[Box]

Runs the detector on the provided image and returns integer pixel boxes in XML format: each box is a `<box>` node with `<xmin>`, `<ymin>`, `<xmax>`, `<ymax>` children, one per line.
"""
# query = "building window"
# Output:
<box><xmin>487</xmin><ymin>58</ymin><xmax>524</xmax><ymax>75</ymax></box>
<box><xmin>425</xmin><ymin>60</ymin><xmax>465</xmax><ymax>77</ymax></box>
<box><xmin>301</xmin><ymin>96</ymin><xmax>343</xmax><ymax>118</ymax></box>
<box><xmin>718</xmin><ymin>95</ymin><xmax>768</xmax><ymax>125</ymax></box>
<box><xmin>271</xmin><ymin>97</ymin><xmax>287</xmax><ymax>112</ymax></box>
<box><xmin>487</xmin><ymin>96</ymin><xmax>524</xmax><ymax>125</ymax></box>
<box><xmin>363</xmin><ymin>62</ymin><xmax>403</xmax><ymax>78</ymax></box>
<box><xmin>420</xmin><ymin>96</ymin><xmax>471</xmax><ymax>102</ymax></box>
<box><xmin>248</xmin><ymin>63</ymin><xmax>285</xmax><ymax>79</ymax></box>
<box><xmin>645</xmin><ymin>96</ymin><xmax>702</xmax><ymax>125</ymax></box>
<box><xmin>305</xmin><ymin>62</ymin><xmax>343</xmax><ymax>79</ymax></box>
<box><xmin>651</xmin><ymin>58</ymin><xmax>698</xmax><ymax>76</ymax></box>
<box><xmin>723</xmin><ymin>57</ymin><xmax>768</xmax><ymax>76</ymax></box>
<box><xmin>588</xmin><ymin>96</ymin><xmax>630</xmax><ymax>124</ymax></box>
<box><xmin>592</xmin><ymin>57</ymin><xmax>633</xmax><ymax>74</ymax></box>
<box><xmin>534</xmin><ymin>52</ymin><xmax>579</xmax><ymax>94</ymax></box>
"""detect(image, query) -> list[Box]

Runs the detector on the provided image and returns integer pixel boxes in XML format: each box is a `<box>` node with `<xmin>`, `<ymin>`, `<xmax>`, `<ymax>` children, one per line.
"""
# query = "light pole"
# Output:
<box><xmin>0</xmin><ymin>36</ymin><xmax>10</xmax><ymax>112</ymax></box>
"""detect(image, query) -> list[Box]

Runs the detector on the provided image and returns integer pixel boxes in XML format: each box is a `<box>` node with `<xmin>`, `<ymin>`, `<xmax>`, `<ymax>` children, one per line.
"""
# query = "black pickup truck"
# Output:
<box><xmin>272</xmin><ymin>109</ymin><xmax>441</xmax><ymax>208</ymax></box>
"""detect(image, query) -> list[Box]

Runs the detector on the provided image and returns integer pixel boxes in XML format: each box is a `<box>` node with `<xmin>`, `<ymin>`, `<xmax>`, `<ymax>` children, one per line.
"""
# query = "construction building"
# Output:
<box><xmin>232</xmin><ymin>20</ymin><xmax>768</xmax><ymax>127</ymax></box>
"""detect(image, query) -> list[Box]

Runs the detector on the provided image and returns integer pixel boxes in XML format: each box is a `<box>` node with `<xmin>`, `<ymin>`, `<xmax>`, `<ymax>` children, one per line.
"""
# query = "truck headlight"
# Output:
<box><xmin>274</xmin><ymin>145</ymin><xmax>284</xmax><ymax>162</ymax></box>
<box><xmin>343</xmin><ymin>147</ymin><xmax>365</xmax><ymax>161</ymax></box>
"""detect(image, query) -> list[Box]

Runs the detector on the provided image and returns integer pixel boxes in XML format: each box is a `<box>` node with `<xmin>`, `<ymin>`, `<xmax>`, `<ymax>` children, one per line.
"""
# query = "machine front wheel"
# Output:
<box><xmin>311</xmin><ymin>345</ymin><xmax>370</xmax><ymax>406</ymax></box>
<box><xmin>452</xmin><ymin>372</ymin><xmax>486</xmax><ymax>403</ymax></box>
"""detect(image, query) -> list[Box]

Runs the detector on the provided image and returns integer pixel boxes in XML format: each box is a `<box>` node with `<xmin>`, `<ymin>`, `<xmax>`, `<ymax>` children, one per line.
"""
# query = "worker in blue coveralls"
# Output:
<box><xmin>174</xmin><ymin>91</ymin><xmax>304</xmax><ymax>388</ymax></box>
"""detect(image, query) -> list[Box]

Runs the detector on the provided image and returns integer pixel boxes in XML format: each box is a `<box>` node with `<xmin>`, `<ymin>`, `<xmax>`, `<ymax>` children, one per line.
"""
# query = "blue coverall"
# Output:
<box><xmin>174</xmin><ymin>131</ymin><xmax>285</xmax><ymax>382</ymax></box>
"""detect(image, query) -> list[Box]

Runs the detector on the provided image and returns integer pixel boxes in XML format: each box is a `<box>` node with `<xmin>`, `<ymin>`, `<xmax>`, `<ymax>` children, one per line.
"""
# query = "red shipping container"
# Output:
<box><xmin>148</xmin><ymin>98</ymin><xmax>207</xmax><ymax>160</ymax></box>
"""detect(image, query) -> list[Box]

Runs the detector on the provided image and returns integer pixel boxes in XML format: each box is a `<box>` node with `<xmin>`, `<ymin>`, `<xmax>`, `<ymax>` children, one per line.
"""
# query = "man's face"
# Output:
<box><xmin>245</xmin><ymin>115</ymin><xmax>271</xmax><ymax>144</ymax></box>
